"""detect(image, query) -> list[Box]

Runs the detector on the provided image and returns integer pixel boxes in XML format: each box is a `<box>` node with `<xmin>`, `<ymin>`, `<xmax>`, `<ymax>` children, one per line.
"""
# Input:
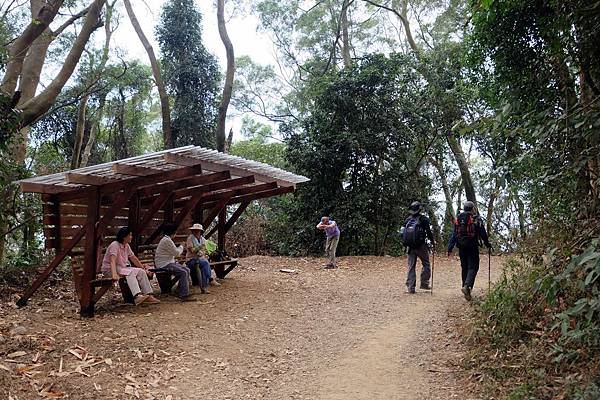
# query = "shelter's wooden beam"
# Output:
<box><xmin>178</xmin><ymin>182</ymin><xmax>277</xmax><ymax>207</ymax></box>
<box><xmin>163</xmin><ymin>153</ymin><xmax>292</xmax><ymax>187</ymax></box>
<box><xmin>16</xmin><ymin>227</ymin><xmax>86</xmax><ymax>307</ymax></box>
<box><xmin>173</xmin><ymin>175</ymin><xmax>255</xmax><ymax>200</ymax></box>
<box><xmin>66</xmin><ymin>172</ymin><xmax>120</xmax><ymax>186</ymax></box>
<box><xmin>129</xmin><ymin>194</ymin><xmax>141</xmax><ymax>253</ymax></box>
<box><xmin>137</xmin><ymin>171</ymin><xmax>230</xmax><ymax>198</ymax></box>
<box><xmin>138</xmin><ymin>193</ymin><xmax>172</xmax><ymax>231</ymax></box>
<box><xmin>21</xmin><ymin>181</ymin><xmax>72</xmax><ymax>194</ymax></box>
<box><xmin>205</xmin><ymin>200</ymin><xmax>250</xmax><ymax>239</ymax></box>
<box><xmin>163</xmin><ymin>152</ymin><xmax>203</xmax><ymax>167</ymax></box>
<box><xmin>80</xmin><ymin>188</ymin><xmax>101</xmax><ymax>317</ymax></box>
<box><xmin>202</xmin><ymin>197</ymin><xmax>232</xmax><ymax>230</ymax></box>
<box><xmin>112</xmin><ymin>163</ymin><xmax>164</xmax><ymax>177</ymax></box>
<box><xmin>95</xmin><ymin>187</ymin><xmax>136</xmax><ymax>241</ymax></box>
<box><xmin>218</xmin><ymin>207</ymin><xmax>226</xmax><ymax>251</ymax></box>
<box><xmin>204</xmin><ymin>186</ymin><xmax>295</xmax><ymax>208</ymax></box>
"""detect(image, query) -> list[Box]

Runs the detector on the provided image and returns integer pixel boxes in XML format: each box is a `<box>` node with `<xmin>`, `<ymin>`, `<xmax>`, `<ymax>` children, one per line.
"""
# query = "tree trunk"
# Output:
<box><xmin>340</xmin><ymin>0</ymin><xmax>352</xmax><ymax>67</ymax></box>
<box><xmin>424</xmin><ymin>203</ymin><xmax>441</xmax><ymax>249</ymax></box>
<box><xmin>216</xmin><ymin>0</ymin><xmax>235</xmax><ymax>153</ymax></box>
<box><xmin>71</xmin><ymin>94</ymin><xmax>89</xmax><ymax>169</ymax></box>
<box><xmin>123</xmin><ymin>0</ymin><xmax>172</xmax><ymax>149</ymax></box>
<box><xmin>428</xmin><ymin>156</ymin><xmax>455</xmax><ymax>232</ymax></box>
<box><xmin>447</xmin><ymin>133</ymin><xmax>477</xmax><ymax>205</ymax></box>
<box><xmin>0</xmin><ymin>0</ymin><xmax>63</xmax><ymax>95</ymax></box>
<box><xmin>17</xmin><ymin>0</ymin><xmax>107</xmax><ymax>130</ymax></box>
<box><xmin>80</xmin><ymin>94</ymin><xmax>106</xmax><ymax>167</ymax></box>
<box><xmin>224</xmin><ymin>127</ymin><xmax>233</xmax><ymax>153</ymax></box>
<box><xmin>486</xmin><ymin>175</ymin><xmax>502</xmax><ymax>237</ymax></box>
<box><xmin>513</xmin><ymin>190</ymin><xmax>526</xmax><ymax>240</ymax></box>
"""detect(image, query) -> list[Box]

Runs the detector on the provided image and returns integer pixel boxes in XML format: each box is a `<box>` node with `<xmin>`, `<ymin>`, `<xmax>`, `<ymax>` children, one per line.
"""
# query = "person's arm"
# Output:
<box><xmin>421</xmin><ymin>217</ymin><xmax>435</xmax><ymax>245</ymax></box>
<box><xmin>316</xmin><ymin>222</ymin><xmax>325</xmax><ymax>229</ymax></box>
<box><xmin>110</xmin><ymin>255</ymin><xmax>119</xmax><ymax>280</ymax></box>
<box><xmin>477</xmin><ymin>218</ymin><xmax>492</xmax><ymax>248</ymax></box>
<box><xmin>166</xmin><ymin>237</ymin><xmax>184</xmax><ymax>257</ymax></box>
<box><xmin>129</xmin><ymin>254</ymin><xmax>145</xmax><ymax>269</ymax></box>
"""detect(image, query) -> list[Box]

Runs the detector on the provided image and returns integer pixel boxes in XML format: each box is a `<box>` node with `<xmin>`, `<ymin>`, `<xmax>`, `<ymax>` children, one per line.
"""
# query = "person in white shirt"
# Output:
<box><xmin>154</xmin><ymin>223</ymin><xmax>196</xmax><ymax>302</ymax></box>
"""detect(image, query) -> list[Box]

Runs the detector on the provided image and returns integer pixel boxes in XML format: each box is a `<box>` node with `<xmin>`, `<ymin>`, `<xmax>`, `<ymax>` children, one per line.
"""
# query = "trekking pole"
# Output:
<box><xmin>431</xmin><ymin>245</ymin><xmax>434</xmax><ymax>296</ymax></box>
<box><xmin>488</xmin><ymin>247</ymin><xmax>492</xmax><ymax>293</ymax></box>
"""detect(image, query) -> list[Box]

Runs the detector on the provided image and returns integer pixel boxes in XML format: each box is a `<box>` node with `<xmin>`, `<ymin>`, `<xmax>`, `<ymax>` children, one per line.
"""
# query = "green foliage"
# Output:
<box><xmin>157</xmin><ymin>0</ymin><xmax>221</xmax><ymax>148</ymax></box>
<box><xmin>284</xmin><ymin>53</ymin><xmax>434</xmax><ymax>256</ymax></box>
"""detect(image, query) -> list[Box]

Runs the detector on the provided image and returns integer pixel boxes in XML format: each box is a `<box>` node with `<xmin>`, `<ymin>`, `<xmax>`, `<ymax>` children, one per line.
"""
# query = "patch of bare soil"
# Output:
<box><xmin>0</xmin><ymin>254</ymin><xmax>503</xmax><ymax>399</ymax></box>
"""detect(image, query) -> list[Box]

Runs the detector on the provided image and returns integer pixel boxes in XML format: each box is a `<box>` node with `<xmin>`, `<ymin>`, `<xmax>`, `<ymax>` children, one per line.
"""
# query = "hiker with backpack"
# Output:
<box><xmin>402</xmin><ymin>202</ymin><xmax>435</xmax><ymax>294</ymax></box>
<box><xmin>447</xmin><ymin>200</ymin><xmax>492</xmax><ymax>301</ymax></box>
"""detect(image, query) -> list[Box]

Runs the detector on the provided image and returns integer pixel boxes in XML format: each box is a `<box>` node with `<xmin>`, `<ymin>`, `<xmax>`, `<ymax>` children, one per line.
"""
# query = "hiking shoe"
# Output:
<box><xmin>420</xmin><ymin>283</ymin><xmax>431</xmax><ymax>290</ymax></box>
<box><xmin>461</xmin><ymin>286</ymin><xmax>472</xmax><ymax>301</ymax></box>
<box><xmin>179</xmin><ymin>295</ymin><xmax>198</xmax><ymax>302</ymax></box>
<box><xmin>323</xmin><ymin>264</ymin><xmax>336</xmax><ymax>269</ymax></box>
<box><xmin>406</xmin><ymin>288</ymin><xmax>416</xmax><ymax>294</ymax></box>
<box><xmin>209</xmin><ymin>279</ymin><xmax>221</xmax><ymax>287</ymax></box>
<box><xmin>144</xmin><ymin>295</ymin><xmax>160</xmax><ymax>304</ymax></box>
<box><xmin>200</xmin><ymin>287</ymin><xmax>210</xmax><ymax>294</ymax></box>
<box><xmin>134</xmin><ymin>294</ymin><xmax>149</xmax><ymax>305</ymax></box>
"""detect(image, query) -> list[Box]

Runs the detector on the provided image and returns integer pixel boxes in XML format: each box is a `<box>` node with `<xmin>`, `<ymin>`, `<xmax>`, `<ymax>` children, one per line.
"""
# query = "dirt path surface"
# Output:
<box><xmin>1</xmin><ymin>255</ymin><xmax>503</xmax><ymax>399</ymax></box>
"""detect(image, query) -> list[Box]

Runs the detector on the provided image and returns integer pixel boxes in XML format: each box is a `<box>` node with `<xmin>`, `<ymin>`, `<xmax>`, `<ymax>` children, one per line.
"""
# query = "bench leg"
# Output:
<box><xmin>156</xmin><ymin>273</ymin><xmax>179</xmax><ymax>294</ymax></box>
<box><xmin>118</xmin><ymin>278</ymin><xmax>135</xmax><ymax>304</ymax></box>
<box><xmin>214</xmin><ymin>264</ymin><xmax>226</xmax><ymax>279</ymax></box>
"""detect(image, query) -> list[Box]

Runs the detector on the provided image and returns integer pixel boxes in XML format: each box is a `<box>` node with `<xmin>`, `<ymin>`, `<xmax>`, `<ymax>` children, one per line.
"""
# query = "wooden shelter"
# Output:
<box><xmin>15</xmin><ymin>146</ymin><xmax>309</xmax><ymax>316</ymax></box>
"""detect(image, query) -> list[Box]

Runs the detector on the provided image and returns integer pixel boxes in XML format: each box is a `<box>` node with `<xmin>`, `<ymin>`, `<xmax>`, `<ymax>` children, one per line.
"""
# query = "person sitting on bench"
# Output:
<box><xmin>185</xmin><ymin>223</ymin><xmax>211</xmax><ymax>294</ymax></box>
<box><xmin>101</xmin><ymin>227</ymin><xmax>160</xmax><ymax>306</ymax></box>
<box><xmin>154</xmin><ymin>223</ymin><xmax>197</xmax><ymax>302</ymax></box>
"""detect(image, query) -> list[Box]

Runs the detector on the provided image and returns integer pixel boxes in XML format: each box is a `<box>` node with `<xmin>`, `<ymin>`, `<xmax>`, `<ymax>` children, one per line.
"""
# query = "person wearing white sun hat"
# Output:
<box><xmin>185</xmin><ymin>223</ymin><xmax>212</xmax><ymax>294</ymax></box>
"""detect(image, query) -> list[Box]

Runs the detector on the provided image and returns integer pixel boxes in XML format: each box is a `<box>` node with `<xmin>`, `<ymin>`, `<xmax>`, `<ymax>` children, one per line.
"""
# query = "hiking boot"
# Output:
<box><xmin>323</xmin><ymin>264</ymin><xmax>336</xmax><ymax>269</ymax></box>
<box><xmin>461</xmin><ymin>286</ymin><xmax>472</xmax><ymax>301</ymax></box>
<box><xmin>179</xmin><ymin>295</ymin><xmax>198</xmax><ymax>302</ymax></box>
<box><xmin>144</xmin><ymin>295</ymin><xmax>160</xmax><ymax>304</ymax></box>
<box><xmin>420</xmin><ymin>283</ymin><xmax>431</xmax><ymax>290</ymax></box>
<box><xmin>200</xmin><ymin>287</ymin><xmax>210</xmax><ymax>294</ymax></box>
<box><xmin>406</xmin><ymin>288</ymin><xmax>416</xmax><ymax>294</ymax></box>
<box><xmin>134</xmin><ymin>294</ymin><xmax>149</xmax><ymax>306</ymax></box>
<box><xmin>209</xmin><ymin>279</ymin><xmax>221</xmax><ymax>287</ymax></box>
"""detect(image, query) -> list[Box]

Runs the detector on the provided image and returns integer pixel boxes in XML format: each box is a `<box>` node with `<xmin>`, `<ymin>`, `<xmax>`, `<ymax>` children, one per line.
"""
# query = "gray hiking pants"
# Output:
<box><xmin>325</xmin><ymin>235</ymin><xmax>340</xmax><ymax>266</ymax></box>
<box><xmin>406</xmin><ymin>243</ymin><xmax>431</xmax><ymax>290</ymax></box>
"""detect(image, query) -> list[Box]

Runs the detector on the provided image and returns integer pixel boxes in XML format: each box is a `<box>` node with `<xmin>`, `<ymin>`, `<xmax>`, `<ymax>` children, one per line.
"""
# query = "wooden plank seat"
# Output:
<box><xmin>90</xmin><ymin>276</ymin><xmax>135</xmax><ymax>304</ymax></box>
<box><xmin>210</xmin><ymin>259</ymin><xmax>238</xmax><ymax>279</ymax></box>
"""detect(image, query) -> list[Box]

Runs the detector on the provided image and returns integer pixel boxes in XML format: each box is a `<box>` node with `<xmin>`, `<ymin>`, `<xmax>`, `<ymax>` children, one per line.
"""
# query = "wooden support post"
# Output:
<box><xmin>16</xmin><ymin>228</ymin><xmax>86</xmax><ymax>307</ymax></box>
<box><xmin>202</xmin><ymin>197</ymin><xmax>231</xmax><ymax>231</ymax></box>
<box><xmin>205</xmin><ymin>200</ymin><xmax>250</xmax><ymax>239</ymax></box>
<box><xmin>218</xmin><ymin>206</ymin><xmax>226</xmax><ymax>251</ymax></box>
<box><xmin>165</xmin><ymin>196</ymin><xmax>174</xmax><ymax>223</ymax></box>
<box><xmin>193</xmin><ymin>203</ymin><xmax>203</xmax><ymax>225</ymax></box>
<box><xmin>80</xmin><ymin>188</ymin><xmax>100</xmax><ymax>318</ymax></box>
<box><xmin>129</xmin><ymin>194</ymin><xmax>141</xmax><ymax>253</ymax></box>
<box><xmin>143</xmin><ymin>194</ymin><xmax>174</xmax><ymax>246</ymax></box>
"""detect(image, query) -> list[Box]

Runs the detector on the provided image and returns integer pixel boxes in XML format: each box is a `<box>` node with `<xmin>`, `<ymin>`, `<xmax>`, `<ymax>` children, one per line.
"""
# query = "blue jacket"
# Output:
<box><xmin>448</xmin><ymin>212</ymin><xmax>491</xmax><ymax>252</ymax></box>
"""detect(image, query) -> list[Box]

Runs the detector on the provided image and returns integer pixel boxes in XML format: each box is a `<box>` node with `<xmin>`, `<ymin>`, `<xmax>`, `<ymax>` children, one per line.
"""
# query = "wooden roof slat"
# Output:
<box><xmin>112</xmin><ymin>163</ymin><xmax>165</xmax><ymax>177</ymax></box>
<box><xmin>65</xmin><ymin>173</ymin><xmax>121</xmax><ymax>186</ymax></box>
<box><xmin>137</xmin><ymin>170</ymin><xmax>231</xmax><ymax>198</ymax></box>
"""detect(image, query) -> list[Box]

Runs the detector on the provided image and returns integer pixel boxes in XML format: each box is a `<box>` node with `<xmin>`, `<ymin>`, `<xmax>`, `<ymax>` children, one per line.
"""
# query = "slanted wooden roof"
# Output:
<box><xmin>20</xmin><ymin>145</ymin><xmax>309</xmax><ymax>195</ymax></box>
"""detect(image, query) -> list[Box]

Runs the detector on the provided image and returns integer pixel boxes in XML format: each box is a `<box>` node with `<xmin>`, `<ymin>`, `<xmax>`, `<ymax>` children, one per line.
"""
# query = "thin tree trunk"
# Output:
<box><xmin>447</xmin><ymin>133</ymin><xmax>477</xmax><ymax>204</ymax></box>
<box><xmin>340</xmin><ymin>0</ymin><xmax>351</xmax><ymax>67</ymax></box>
<box><xmin>486</xmin><ymin>175</ymin><xmax>501</xmax><ymax>237</ymax></box>
<box><xmin>17</xmin><ymin>0</ymin><xmax>107</xmax><ymax>130</ymax></box>
<box><xmin>80</xmin><ymin>94</ymin><xmax>106</xmax><ymax>167</ymax></box>
<box><xmin>424</xmin><ymin>203</ymin><xmax>441</xmax><ymax>249</ymax></box>
<box><xmin>216</xmin><ymin>0</ymin><xmax>235</xmax><ymax>153</ymax></box>
<box><xmin>224</xmin><ymin>127</ymin><xmax>233</xmax><ymax>153</ymax></box>
<box><xmin>123</xmin><ymin>0</ymin><xmax>172</xmax><ymax>149</ymax></box>
<box><xmin>514</xmin><ymin>190</ymin><xmax>526</xmax><ymax>240</ymax></box>
<box><xmin>428</xmin><ymin>156</ymin><xmax>455</xmax><ymax>231</ymax></box>
<box><xmin>71</xmin><ymin>94</ymin><xmax>89</xmax><ymax>169</ymax></box>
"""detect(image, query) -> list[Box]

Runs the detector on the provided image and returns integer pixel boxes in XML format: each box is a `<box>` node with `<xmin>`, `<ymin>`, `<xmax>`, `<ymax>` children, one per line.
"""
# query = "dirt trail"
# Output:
<box><xmin>0</xmin><ymin>254</ymin><xmax>503</xmax><ymax>399</ymax></box>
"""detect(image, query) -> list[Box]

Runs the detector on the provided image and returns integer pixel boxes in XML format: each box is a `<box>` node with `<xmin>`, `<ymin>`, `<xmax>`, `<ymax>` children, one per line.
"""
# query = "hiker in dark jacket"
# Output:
<box><xmin>448</xmin><ymin>201</ymin><xmax>492</xmax><ymax>301</ymax></box>
<box><xmin>403</xmin><ymin>201</ymin><xmax>435</xmax><ymax>294</ymax></box>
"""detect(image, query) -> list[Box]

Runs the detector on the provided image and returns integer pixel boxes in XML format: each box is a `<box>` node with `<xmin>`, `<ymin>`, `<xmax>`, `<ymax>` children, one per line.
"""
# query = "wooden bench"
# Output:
<box><xmin>149</xmin><ymin>258</ymin><xmax>238</xmax><ymax>294</ymax></box>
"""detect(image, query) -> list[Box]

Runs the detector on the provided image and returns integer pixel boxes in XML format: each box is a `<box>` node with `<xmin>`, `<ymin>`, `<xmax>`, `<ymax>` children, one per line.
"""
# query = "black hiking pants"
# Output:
<box><xmin>459</xmin><ymin>246</ymin><xmax>479</xmax><ymax>289</ymax></box>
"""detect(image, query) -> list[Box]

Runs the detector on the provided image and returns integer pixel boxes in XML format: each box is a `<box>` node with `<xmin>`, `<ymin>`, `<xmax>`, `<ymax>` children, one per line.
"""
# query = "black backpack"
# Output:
<box><xmin>402</xmin><ymin>215</ymin><xmax>425</xmax><ymax>248</ymax></box>
<box><xmin>456</xmin><ymin>212</ymin><xmax>477</xmax><ymax>248</ymax></box>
